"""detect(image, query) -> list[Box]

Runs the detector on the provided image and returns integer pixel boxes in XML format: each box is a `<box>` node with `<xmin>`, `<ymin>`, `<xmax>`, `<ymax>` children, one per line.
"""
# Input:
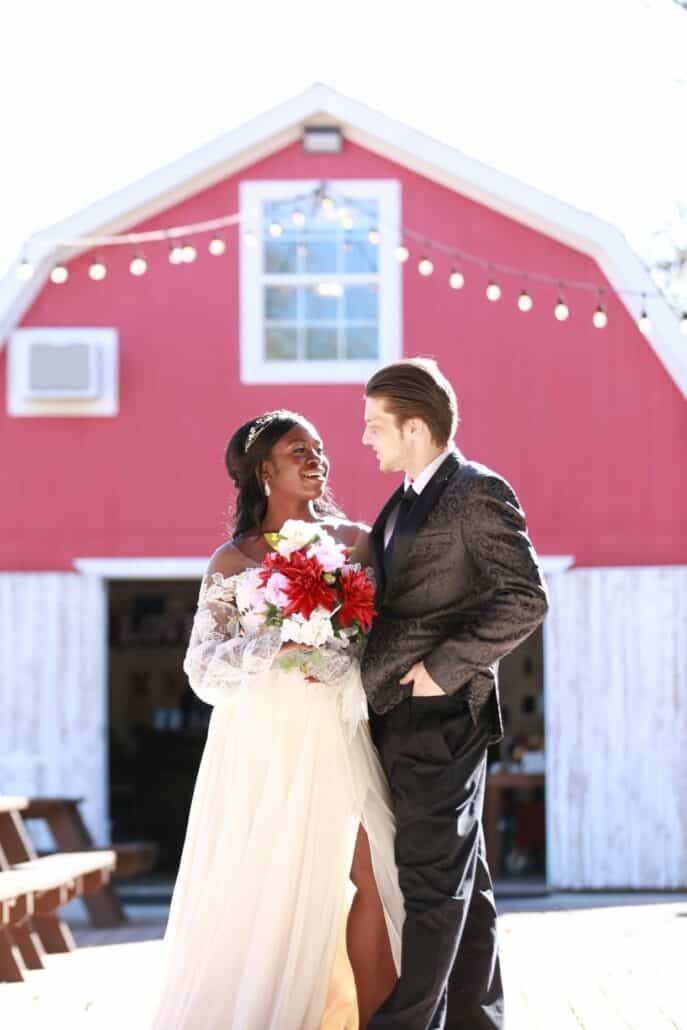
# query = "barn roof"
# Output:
<box><xmin>1</xmin><ymin>82</ymin><xmax>685</xmax><ymax>398</ymax></box>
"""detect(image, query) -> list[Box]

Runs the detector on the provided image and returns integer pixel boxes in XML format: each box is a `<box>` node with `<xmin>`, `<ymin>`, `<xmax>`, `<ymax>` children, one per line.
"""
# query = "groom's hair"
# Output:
<box><xmin>365</xmin><ymin>358</ymin><xmax>458</xmax><ymax>446</ymax></box>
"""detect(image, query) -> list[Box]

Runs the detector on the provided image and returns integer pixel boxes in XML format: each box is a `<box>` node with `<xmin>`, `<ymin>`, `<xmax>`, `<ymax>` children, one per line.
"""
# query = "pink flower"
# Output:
<box><xmin>263</xmin><ymin>571</ymin><xmax>291</xmax><ymax>607</ymax></box>
<box><xmin>306</xmin><ymin>540</ymin><xmax>348</xmax><ymax>573</ymax></box>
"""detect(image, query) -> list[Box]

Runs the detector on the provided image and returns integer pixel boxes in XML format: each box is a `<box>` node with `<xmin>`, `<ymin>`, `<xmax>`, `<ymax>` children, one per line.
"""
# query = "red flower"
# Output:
<box><xmin>261</xmin><ymin>549</ymin><xmax>337</xmax><ymax>620</ymax></box>
<box><xmin>337</xmin><ymin>568</ymin><xmax>377</xmax><ymax>633</ymax></box>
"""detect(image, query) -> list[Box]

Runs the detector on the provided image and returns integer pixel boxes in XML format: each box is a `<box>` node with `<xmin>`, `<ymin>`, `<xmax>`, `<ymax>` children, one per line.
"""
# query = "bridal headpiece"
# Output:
<box><xmin>244</xmin><ymin>412</ymin><xmax>279</xmax><ymax>454</ymax></box>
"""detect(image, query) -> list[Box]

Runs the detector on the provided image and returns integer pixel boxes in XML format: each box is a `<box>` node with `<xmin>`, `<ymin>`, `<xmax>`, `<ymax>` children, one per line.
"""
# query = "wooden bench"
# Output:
<box><xmin>0</xmin><ymin>797</ymin><xmax>116</xmax><ymax>982</ymax></box>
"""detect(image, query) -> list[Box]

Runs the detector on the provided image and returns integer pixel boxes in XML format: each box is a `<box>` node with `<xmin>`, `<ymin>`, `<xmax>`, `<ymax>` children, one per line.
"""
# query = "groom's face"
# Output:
<box><xmin>362</xmin><ymin>395</ymin><xmax>408</xmax><ymax>473</ymax></box>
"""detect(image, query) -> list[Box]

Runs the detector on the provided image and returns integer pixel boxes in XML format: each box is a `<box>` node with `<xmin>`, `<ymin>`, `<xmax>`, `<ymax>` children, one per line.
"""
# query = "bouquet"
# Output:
<box><xmin>233</xmin><ymin>520</ymin><xmax>377</xmax><ymax>676</ymax></box>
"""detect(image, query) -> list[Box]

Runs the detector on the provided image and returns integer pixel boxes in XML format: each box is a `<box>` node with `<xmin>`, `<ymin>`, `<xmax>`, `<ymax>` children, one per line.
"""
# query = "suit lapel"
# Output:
<box><xmin>385</xmin><ymin>452</ymin><xmax>462</xmax><ymax>598</ymax></box>
<box><xmin>369</xmin><ymin>484</ymin><xmax>404</xmax><ymax>599</ymax></box>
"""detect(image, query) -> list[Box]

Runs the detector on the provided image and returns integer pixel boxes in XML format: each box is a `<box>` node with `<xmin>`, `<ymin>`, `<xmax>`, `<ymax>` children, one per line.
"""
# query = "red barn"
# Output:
<box><xmin>1</xmin><ymin>84</ymin><xmax>685</xmax><ymax>889</ymax></box>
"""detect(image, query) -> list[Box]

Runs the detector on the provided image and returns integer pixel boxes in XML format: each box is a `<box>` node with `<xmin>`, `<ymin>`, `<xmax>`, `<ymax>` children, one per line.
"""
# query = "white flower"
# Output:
<box><xmin>276</xmin><ymin>519</ymin><xmax>321</xmax><ymax>557</ymax></box>
<box><xmin>281</xmin><ymin>606</ymin><xmax>335</xmax><ymax>647</ymax></box>
<box><xmin>263</xmin><ymin>571</ymin><xmax>291</xmax><ymax>608</ymax></box>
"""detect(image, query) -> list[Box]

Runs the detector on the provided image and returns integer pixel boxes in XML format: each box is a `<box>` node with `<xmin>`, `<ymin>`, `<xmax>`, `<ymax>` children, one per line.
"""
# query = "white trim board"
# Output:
<box><xmin>73</xmin><ymin>553</ymin><xmax>573</xmax><ymax>579</ymax></box>
<box><xmin>2</xmin><ymin>83</ymin><xmax>684</xmax><ymax>397</ymax></box>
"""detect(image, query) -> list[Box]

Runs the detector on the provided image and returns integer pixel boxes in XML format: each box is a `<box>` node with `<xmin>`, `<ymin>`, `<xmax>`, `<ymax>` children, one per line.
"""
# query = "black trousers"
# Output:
<box><xmin>369</xmin><ymin>694</ymin><xmax>504</xmax><ymax>1030</ymax></box>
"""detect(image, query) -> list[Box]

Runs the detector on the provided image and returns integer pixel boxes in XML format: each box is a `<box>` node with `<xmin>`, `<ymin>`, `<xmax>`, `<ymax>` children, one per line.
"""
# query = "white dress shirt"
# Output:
<box><xmin>383</xmin><ymin>445</ymin><xmax>456</xmax><ymax>549</ymax></box>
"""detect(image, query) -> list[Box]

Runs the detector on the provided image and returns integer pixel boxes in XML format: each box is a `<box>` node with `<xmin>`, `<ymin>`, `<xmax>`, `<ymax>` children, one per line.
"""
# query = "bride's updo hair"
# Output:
<box><xmin>225</xmin><ymin>410</ymin><xmax>342</xmax><ymax>538</ymax></box>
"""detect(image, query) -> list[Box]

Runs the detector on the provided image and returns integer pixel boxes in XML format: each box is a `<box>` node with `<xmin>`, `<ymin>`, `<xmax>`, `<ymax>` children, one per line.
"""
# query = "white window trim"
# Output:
<box><xmin>239</xmin><ymin>178</ymin><xmax>402</xmax><ymax>384</ymax></box>
<box><xmin>8</xmin><ymin>327</ymin><xmax>119</xmax><ymax>417</ymax></box>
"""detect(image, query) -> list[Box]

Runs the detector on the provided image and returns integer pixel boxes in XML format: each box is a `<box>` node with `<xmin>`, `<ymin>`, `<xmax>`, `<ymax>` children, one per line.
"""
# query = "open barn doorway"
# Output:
<box><xmin>107</xmin><ymin>578</ymin><xmax>207</xmax><ymax>898</ymax></box>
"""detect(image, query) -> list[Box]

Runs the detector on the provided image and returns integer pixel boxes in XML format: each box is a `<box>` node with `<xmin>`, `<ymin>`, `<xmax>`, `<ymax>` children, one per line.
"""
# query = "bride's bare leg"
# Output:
<box><xmin>348</xmin><ymin>824</ymin><xmax>397</xmax><ymax>1028</ymax></box>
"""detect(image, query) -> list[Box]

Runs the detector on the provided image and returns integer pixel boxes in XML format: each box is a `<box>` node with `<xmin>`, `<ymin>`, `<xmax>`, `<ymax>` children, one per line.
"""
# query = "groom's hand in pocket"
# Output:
<box><xmin>400</xmin><ymin>661</ymin><xmax>445</xmax><ymax>697</ymax></box>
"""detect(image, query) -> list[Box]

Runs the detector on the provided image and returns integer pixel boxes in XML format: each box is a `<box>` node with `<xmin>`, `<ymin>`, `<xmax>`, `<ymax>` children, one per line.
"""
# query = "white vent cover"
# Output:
<box><xmin>25</xmin><ymin>339</ymin><xmax>100</xmax><ymax>399</ymax></box>
<box><xmin>8</xmin><ymin>328</ymin><xmax>119</xmax><ymax>417</ymax></box>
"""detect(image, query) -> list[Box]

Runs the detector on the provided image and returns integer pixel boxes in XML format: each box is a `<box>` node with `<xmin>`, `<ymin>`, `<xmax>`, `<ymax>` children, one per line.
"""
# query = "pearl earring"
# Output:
<box><xmin>264</xmin><ymin>481</ymin><xmax>271</xmax><ymax>497</ymax></box>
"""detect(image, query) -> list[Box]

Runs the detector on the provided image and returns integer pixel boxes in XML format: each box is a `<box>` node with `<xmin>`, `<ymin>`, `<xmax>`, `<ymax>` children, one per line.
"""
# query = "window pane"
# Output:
<box><xmin>343</xmin><ymin>235</ymin><xmax>379</xmax><ymax>274</ymax></box>
<box><xmin>265</xmin><ymin>328</ymin><xmax>298</xmax><ymax>361</ymax></box>
<box><xmin>264</xmin><ymin>236</ymin><xmax>298</xmax><ymax>274</ymax></box>
<box><xmin>264</xmin><ymin>285</ymin><xmax>297</xmax><ymax>321</ymax></box>
<box><xmin>305</xmin><ymin>286</ymin><xmax>339</xmax><ymax>321</ymax></box>
<box><xmin>305</xmin><ymin>328</ymin><xmax>338</xmax><ymax>360</ymax></box>
<box><xmin>305</xmin><ymin>238</ymin><xmax>338</xmax><ymax>274</ymax></box>
<box><xmin>345</xmin><ymin>327</ymin><xmax>379</xmax><ymax>360</ymax></box>
<box><xmin>344</xmin><ymin>284</ymin><xmax>378</xmax><ymax>320</ymax></box>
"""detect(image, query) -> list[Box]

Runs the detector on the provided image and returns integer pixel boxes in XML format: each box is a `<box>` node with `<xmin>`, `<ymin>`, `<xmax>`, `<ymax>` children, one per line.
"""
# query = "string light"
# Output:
<box><xmin>16</xmin><ymin>183</ymin><xmax>684</xmax><ymax>337</ymax></box>
<box><xmin>593</xmin><ymin>290</ymin><xmax>607</xmax><ymax>329</ymax></box>
<box><xmin>17</xmin><ymin>259</ymin><xmax>34</xmax><ymax>281</ymax></box>
<box><xmin>638</xmin><ymin>305</ymin><xmax>651</xmax><ymax>335</ymax></box>
<box><xmin>89</xmin><ymin>256</ymin><xmax>107</xmax><ymax>281</ymax></box>
<box><xmin>130</xmin><ymin>253</ymin><xmax>147</xmax><ymax>276</ymax></box>
<box><xmin>316</xmin><ymin>282</ymin><xmax>344</xmax><ymax>297</ymax></box>
<box><xmin>50</xmin><ymin>264</ymin><xmax>68</xmax><ymax>284</ymax></box>
<box><xmin>518</xmin><ymin>288</ymin><xmax>533</xmax><ymax>312</ymax></box>
<box><xmin>449</xmin><ymin>267</ymin><xmax>465</xmax><ymax>290</ymax></box>
<box><xmin>208</xmin><ymin>236</ymin><xmax>226</xmax><ymax>256</ymax></box>
<box><xmin>554</xmin><ymin>286</ymin><xmax>569</xmax><ymax>321</ymax></box>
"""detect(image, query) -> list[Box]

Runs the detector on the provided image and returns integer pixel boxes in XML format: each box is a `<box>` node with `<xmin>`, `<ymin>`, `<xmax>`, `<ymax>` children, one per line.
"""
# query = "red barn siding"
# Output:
<box><xmin>2</xmin><ymin>139</ymin><xmax>686</xmax><ymax>570</ymax></box>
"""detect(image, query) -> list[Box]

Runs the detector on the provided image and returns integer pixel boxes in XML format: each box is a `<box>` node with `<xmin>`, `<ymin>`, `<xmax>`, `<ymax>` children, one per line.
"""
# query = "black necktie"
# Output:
<box><xmin>384</xmin><ymin>486</ymin><xmax>417</xmax><ymax>577</ymax></box>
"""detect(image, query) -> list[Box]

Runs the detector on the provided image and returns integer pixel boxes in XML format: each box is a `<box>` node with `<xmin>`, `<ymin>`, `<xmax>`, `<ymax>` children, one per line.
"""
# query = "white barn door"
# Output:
<box><xmin>0</xmin><ymin>572</ymin><xmax>108</xmax><ymax>844</ymax></box>
<box><xmin>545</xmin><ymin>566</ymin><xmax>687</xmax><ymax>888</ymax></box>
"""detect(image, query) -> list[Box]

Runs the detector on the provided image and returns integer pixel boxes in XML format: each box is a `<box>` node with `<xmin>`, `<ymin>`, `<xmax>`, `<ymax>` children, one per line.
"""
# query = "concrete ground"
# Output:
<box><xmin>1</xmin><ymin>892</ymin><xmax>686</xmax><ymax>1028</ymax></box>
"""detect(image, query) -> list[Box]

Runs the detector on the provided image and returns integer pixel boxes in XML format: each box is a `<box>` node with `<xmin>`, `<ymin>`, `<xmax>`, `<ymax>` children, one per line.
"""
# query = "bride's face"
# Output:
<box><xmin>362</xmin><ymin>396</ymin><xmax>410</xmax><ymax>473</ymax></box>
<box><xmin>263</xmin><ymin>424</ymin><xmax>329</xmax><ymax>501</ymax></box>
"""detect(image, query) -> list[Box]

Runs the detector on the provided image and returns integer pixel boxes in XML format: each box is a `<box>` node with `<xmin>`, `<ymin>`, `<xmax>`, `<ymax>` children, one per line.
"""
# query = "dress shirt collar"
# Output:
<box><xmin>404</xmin><ymin>445</ymin><xmax>456</xmax><ymax>496</ymax></box>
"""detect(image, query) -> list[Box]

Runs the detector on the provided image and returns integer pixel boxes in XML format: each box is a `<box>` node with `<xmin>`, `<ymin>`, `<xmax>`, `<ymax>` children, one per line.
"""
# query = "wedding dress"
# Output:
<box><xmin>150</xmin><ymin>566</ymin><xmax>404</xmax><ymax>1030</ymax></box>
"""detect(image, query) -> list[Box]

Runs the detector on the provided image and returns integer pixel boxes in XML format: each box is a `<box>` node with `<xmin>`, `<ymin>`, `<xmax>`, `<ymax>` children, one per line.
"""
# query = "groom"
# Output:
<box><xmin>360</xmin><ymin>358</ymin><xmax>549</xmax><ymax>1030</ymax></box>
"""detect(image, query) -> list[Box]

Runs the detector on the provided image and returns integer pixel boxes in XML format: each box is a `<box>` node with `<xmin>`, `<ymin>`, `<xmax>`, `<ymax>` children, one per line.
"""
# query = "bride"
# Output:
<box><xmin>151</xmin><ymin>410</ymin><xmax>404</xmax><ymax>1029</ymax></box>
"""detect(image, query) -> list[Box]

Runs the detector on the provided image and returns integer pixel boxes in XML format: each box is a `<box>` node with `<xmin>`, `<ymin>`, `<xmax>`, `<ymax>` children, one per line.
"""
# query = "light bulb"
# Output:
<box><xmin>181</xmin><ymin>242</ymin><xmax>197</xmax><ymax>263</ymax></box>
<box><xmin>340</xmin><ymin>210</ymin><xmax>354</xmax><ymax>230</ymax></box>
<box><xmin>395</xmin><ymin>244</ymin><xmax>409</xmax><ymax>263</ymax></box>
<box><xmin>243</xmin><ymin>230</ymin><xmax>257</xmax><ymax>247</ymax></box>
<box><xmin>130</xmin><ymin>255</ymin><xmax>147</xmax><ymax>276</ymax></box>
<box><xmin>292</xmin><ymin>209</ymin><xmax>305</xmax><ymax>227</ymax></box>
<box><xmin>555</xmin><ymin>299</ymin><xmax>569</xmax><ymax>321</ymax></box>
<box><xmin>17</xmin><ymin>259</ymin><xmax>34</xmax><ymax>281</ymax></box>
<box><xmin>680</xmin><ymin>312</ymin><xmax>687</xmax><ymax>336</ymax></box>
<box><xmin>418</xmin><ymin>257</ymin><xmax>434</xmax><ymax>277</ymax></box>
<box><xmin>321</xmin><ymin>195</ymin><xmax>334</xmax><ymax>215</ymax></box>
<box><xmin>638</xmin><ymin>310</ymin><xmax>651</xmax><ymax>335</ymax></box>
<box><xmin>316</xmin><ymin>282</ymin><xmax>344</xmax><ymax>297</ymax></box>
<box><xmin>486</xmin><ymin>280</ymin><xmax>501</xmax><ymax>302</ymax></box>
<box><xmin>89</xmin><ymin>258</ymin><xmax>107</xmax><ymax>281</ymax></box>
<box><xmin>209</xmin><ymin>237</ymin><xmax>226</xmax><ymax>256</ymax></box>
<box><xmin>449</xmin><ymin>268</ymin><xmax>465</xmax><ymax>290</ymax></box>
<box><xmin>368</xmin><ymin>229</ymin><xmax>380</xmax><ymax>245</ymax></box>
<box><xmin>269</xmin><ymin>221</ymin><xmax>283</xmax><ymax>238</ymax></box>
<box><xmin>518</xmin><ymin>290</ymin><xmax>533</xmax><ymax>312</ymax></box>
<box><xmin>50</xmin><ymin>264</ymin><xmax>68</xmax><ymax>284</ymax></box>
<box><xmin>593</xmin><ymin>305</ymin><xmax>607</xmax><ymax>329</ymax></box>
<box><xmin>169</xmin><ymin>244</ymin><xmax>184</xmax><ymax>265</ymax></box>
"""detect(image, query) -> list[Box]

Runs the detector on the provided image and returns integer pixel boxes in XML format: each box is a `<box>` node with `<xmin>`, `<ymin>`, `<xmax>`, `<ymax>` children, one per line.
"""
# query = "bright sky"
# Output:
<box><xmin>1</xmin><ymin>0</ymin><xmax>685</xmax><ymax>280</ymax></box>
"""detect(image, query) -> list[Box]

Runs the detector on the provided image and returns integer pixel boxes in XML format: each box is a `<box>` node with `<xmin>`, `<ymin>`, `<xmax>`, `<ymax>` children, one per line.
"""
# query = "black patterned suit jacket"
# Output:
<box><xmin>360</xmin><ymin>450</ymin><xmax>549</xmax><ymax>744</ymax></box>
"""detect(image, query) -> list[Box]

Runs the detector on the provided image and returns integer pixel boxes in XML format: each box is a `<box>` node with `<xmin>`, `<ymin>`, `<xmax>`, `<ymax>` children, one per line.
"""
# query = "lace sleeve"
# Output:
<box><xmin>183</xmin><ymin>572</ymin><xmax>281</xmax><ymax>707</ymax></box>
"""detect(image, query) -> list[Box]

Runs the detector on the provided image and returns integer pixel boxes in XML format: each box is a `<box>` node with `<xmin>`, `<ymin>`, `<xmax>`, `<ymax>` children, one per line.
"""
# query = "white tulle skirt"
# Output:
<box><xmin>150</xmin><ymin>667</ymin><xmax>404</xmax><ymax>1030</ymax></box>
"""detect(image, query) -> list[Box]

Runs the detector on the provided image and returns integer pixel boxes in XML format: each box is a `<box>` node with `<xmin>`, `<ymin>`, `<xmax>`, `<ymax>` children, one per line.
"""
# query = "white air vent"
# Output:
<box><xmin>24</xmin><ymin>339</ymin><xmax>100</xmax><ymax>399</ymax></box>
<box><xmin>8</xmin><ymin>328</ymin><xmax>119</xmax><ymax>417</ymax></box>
